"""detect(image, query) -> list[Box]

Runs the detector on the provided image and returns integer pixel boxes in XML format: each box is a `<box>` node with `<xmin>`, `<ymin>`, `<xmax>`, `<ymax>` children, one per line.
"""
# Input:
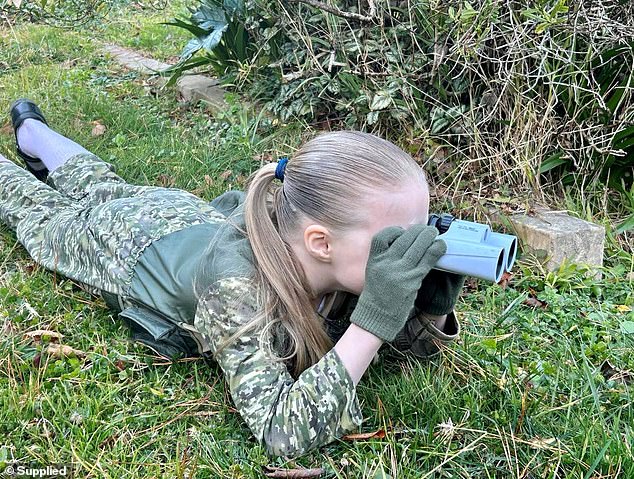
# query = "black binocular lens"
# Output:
<box><xmin>427</xmin><ymin>213</ymin><xmax>455</xmax><ymax>234</ymax></box>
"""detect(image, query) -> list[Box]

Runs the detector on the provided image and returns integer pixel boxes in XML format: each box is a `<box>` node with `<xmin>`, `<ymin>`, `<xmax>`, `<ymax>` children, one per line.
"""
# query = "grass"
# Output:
<box><xmin>1</xmin><ymin>4</ymin><xmax>633</xmax><ymax>478</ymax></box>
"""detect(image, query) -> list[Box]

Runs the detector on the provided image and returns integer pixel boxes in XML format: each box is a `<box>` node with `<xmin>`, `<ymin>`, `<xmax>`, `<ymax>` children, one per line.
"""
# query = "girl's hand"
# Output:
<box><xmin>349</xmin><ymin>224</ymin><xmax>447</xmax><ymax>342</ymax></box>
<box><xmin>414</xmin><ymin>269</ymin><xmax>466</xmax><ymax>316</ymax></box>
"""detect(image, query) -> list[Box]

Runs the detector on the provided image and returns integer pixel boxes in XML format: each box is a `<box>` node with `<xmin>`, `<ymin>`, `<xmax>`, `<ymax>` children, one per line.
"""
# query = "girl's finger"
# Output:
<box><xmin>387</xmin><ymin>224</ymin><xmax>427</xmax><ymax>257</ymax></box>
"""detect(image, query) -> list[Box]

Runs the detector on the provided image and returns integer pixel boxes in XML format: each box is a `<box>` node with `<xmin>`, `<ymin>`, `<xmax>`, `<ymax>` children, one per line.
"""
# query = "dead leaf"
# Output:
<box><xmin>189</xmin><ymin>187</ymin><xmax>205</xmax><ymax>197</ymax></box>
<box><xmin>464</xmin><ymin>277</ymin><xmax>479</xmax><ymax>291</ymax></box>
<box><xmin>99</xmin><ymin>435</ymin><xmax>116</xmax><ymax>449</ymax></box>
<box><xmin>342</xmin><ymin>428</ymin><xmax>386</xmax><ymax>441</ymax></box>
<box><xmin>60</xmin><ymin>59</ymin><xmax>78</xmax><ymax>69</ymax></box>
<box><xmin>1</xmin><ymin>320</ymin><xmax>17</xmax><ymax>337</ymax></box>
<box><xmin>528</xmin><ymin>437</ymin><xmax>557</xmax><ymax>449</ymax></box>
<box><xmin>600</xmin><ymin>359</ymin><xmax>634</xmax><ymax>384</ymax></box>
<box><xmin>21</xmin><ymin>301</ymin><xmax>40</xmax><ymax>319</ymax></box>
<box><xmin>523</xmin><ymin>295</ymin><xmax>547</xmax><ymax>309</ymax></box>
<box><xmin>220</xmin><ymin>170</ymin><xmax>232</xmax><ymax>180</ymax></box>
<box><xmin>263</xmin><ymin>466</ymin><xmax>325</xmax><ymax>478</ymax></box>
<box><xmin>434</xmin><ymin>417</ymin><xmax>456</xmax><ymax>440</ymax></box>
<box><xmin>157</xmin><ymin>174</ymin><xmax>176</xmax><ymax>188</ymax></box>
<box><xmin>91</xmin><ymin>121</ymin><xmax>106</xmax><ymax>137</ymax></box>
<box><xmin>204</xmin><ymin>174</ymin><xmax>214</xmax><ymax>186</ymax></box>
<box><xmin>40</xmin><ymin>418</ymin><xmax>55</xmax><ymax>439</ymax></box>
<box><xmin>497</xmin><ymin>271</ymin><xmax>513</xmax><ymax>289</ymax></box>
<box><xmin>24</xmin><ymin>330</ymin><xmax>64</xmax><ymax>342</ymax></box>
<box><xmin>45</xmin><ymin>344</ymin><xmax>86</xmax><ymax>358</ymax></box>
<box><xmin>0</xmin><ymin>122</ymin><xmax>13</xmax><ymax>136</ymax></box>
<box><xmin>69</xmin><ymin>411</ymin><xmax>83</xmax><ymax>425</ymax></box>
<box><xmin>21</xmin><ymin>261</ymin><xmax>36</xmax><ymax>274</ymax></box>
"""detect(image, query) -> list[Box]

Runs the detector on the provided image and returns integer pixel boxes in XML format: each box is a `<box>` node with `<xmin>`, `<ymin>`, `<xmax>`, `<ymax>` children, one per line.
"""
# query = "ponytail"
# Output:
<box><xmin>211</xmin><ymin>131</ymin><xmax>425</xmax><ymax>377</ymax></box>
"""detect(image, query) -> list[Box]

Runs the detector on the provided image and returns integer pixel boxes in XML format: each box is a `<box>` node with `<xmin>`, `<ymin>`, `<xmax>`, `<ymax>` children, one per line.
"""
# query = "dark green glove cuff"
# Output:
<box><xmin>415</xmin><ymin>269</ymin><xmax>466</xmax><ymax>316</ymax></box>
<box><xmin>349</xmin><ymin>298</ymin><xmax>403</xmax><ymax>342</ymax></box>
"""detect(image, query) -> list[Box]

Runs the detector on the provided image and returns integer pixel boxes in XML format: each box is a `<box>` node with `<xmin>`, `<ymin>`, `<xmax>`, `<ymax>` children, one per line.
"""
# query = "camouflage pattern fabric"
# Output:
<box><xmin>0</xmin><ymin>152</ymin><xmax>461</xmax><ymax>457</ymax></box>
<box><xmin>194</xmin><ymin>275</ymin><xmax>364</xmax><ymax>457</ymax></box>
<box><xmin>194</xmin><ymin>275</ymin><xmax>460</xmax><ymax>457</ymax></box>
<box><xmin>0</xmin><ymin>153</ymin><xmax>224</xmax><ymax>296</ymax></box>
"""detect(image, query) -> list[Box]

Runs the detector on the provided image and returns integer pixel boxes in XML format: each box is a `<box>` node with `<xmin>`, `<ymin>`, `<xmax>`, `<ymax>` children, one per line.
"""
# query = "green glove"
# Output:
<box><xmin>414</xmin><ymin>268</ymin><xmax>466</xmax><ymax>316</ymax></box>
<box><xmin>349</xmin><ymin>224</ymin><xmax>447</xmax><ymax>342</ymax></box>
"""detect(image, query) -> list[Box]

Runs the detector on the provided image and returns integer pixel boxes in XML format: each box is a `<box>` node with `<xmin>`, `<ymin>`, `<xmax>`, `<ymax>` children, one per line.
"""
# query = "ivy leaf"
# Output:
<box><xmin>366</xmin><ymin>110</ymin><xmax>380</xmax><ymax>125</ymax></box>
<box><xmin>369</xmin><ymin>90</ymin><xmax>392</xmax><ymax>111</ymax></box>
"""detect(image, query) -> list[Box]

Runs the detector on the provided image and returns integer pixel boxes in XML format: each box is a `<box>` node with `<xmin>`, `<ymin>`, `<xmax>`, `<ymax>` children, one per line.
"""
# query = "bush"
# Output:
<box><xmin>0</xmin><ymin>0</ymin><xmax>137</xmax><ymax>27</ymax></box>
<box><xmin>169</xmin><ymin>0</ymin><xmax>634</xmax><ymax>196</ymax></box>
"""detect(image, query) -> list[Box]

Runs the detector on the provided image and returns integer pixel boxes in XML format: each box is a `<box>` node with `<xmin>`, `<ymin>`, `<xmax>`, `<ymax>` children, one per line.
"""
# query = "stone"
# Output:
<box><xmin>176</xmin><ymin>74</ymin><xmax>227</xmax><ymax>112</ymax></box>
<box><xmin>507</xmin><ymin>207</ymin><xmax>605</xmax><ymax>275</ymax></box>
<box><xmin>102</xmin><ymin>44</ymin><xmax>229</xmax><ymax>114</ymax></box>
<box><xmin>102</xmin><ymin>44</ymin><xmax>171</xmax><ymax>74</ymax></box>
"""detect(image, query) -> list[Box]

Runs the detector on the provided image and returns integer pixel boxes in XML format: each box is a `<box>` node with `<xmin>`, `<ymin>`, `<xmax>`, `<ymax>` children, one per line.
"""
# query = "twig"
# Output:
<box><xmin>286</xmin><ymin>0</ymin><xmax>374</xmax><ymax>23</ymax></box>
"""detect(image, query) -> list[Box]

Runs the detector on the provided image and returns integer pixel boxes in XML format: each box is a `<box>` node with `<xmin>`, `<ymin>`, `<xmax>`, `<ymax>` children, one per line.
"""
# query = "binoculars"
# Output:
<box><xmin>428</xmin><ymin>213</ymin><xmax>517</xmax><ymax>283</ymax></box>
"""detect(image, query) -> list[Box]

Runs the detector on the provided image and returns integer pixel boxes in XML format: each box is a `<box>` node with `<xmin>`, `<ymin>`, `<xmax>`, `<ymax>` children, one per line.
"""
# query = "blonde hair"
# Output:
<box><xmin>214</xmin><ymin>130</ymin><xmax>426</xmax><ymax>377</ymax></box>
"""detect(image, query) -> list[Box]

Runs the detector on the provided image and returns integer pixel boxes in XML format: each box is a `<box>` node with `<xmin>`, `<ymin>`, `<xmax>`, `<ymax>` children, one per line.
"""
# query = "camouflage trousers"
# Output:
<box><xmin>0</xmin><ymin>153</ymin><xmax>223</xmax><ymax>296</ymax></box>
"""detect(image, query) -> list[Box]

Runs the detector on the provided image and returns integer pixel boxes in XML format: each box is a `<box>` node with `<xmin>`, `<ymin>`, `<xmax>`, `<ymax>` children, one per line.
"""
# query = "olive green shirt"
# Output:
<box><xmin>109</xmin><ymin>189</ymin><xmax>460</xmax><ymax>457</ymax></box>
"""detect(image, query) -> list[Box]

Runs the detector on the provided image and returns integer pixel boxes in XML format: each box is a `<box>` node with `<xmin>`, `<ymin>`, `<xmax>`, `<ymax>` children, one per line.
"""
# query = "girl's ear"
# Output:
<box><xmin>302</xmin><ymin>224</ymin><xmax>333</xmax><ymax>262</ymax></box>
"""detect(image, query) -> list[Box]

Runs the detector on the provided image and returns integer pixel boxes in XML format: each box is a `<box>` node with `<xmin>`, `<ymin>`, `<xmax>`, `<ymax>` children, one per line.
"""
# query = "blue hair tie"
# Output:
<box><xmin>275</xmin><ymin>156</ymin><xmax>289</xmax><ymax>181</ymax></box>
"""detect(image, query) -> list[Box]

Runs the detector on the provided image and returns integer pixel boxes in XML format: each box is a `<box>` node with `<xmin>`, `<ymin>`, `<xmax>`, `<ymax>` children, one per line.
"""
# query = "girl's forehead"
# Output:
<box><xmin>362</xmin><ymin>181</ymin><xmax>430</xmax><ymax>226</ymax></box>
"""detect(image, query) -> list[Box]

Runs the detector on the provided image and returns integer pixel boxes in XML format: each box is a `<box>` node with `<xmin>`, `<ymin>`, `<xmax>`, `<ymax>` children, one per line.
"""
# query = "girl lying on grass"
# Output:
<box><xmin>0</xmin><ymin>99</ymin><xmax>464</xmax><ymax>457</ymax></box>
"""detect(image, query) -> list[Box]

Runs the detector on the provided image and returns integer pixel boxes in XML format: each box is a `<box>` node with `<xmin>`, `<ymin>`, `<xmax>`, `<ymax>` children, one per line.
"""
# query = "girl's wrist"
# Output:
<box><xmin>333</xmin><ymin>323</ymin><xmax>384</xmax><ymax>386</ymax></box>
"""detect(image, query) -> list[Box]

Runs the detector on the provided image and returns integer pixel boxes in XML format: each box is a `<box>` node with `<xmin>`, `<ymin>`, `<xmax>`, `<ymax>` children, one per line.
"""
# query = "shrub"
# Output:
<box><xmin>169</xmin><ymin>0</ymin><xmax>634</xmax><ymax>197</ymax></box>
<box><xmin>0</xmin><ymin>0</ymin><xmax>131</xmax><ymax>26</ymax></box>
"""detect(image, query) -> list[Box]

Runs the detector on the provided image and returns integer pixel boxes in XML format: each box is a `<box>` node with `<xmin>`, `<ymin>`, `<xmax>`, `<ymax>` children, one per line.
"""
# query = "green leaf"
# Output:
<box><xmin>612</xmin><ymin>125</ymin><xmax>634</xmax><ymax>149</ymax></box>
<box><xmin>161</xmin><ymin>18</ymin><xmax>208</xmax><ymax>38</ymax></box>
<box><xmin>539</xmin><ymin>152</ymin><xmax>568</xmax><ymax>173</ymax></box>
<box><xmin>193</xmin><ymin>1</ymin><xmax>227</xmax><ymax>30</ymax></box>
<box><xmin>162</xmin><ymin>56</ymin><xmax>214</xmax><ymax>87</ymax></box>
<box><xmin>179</xmin><ymin>25</ymin><xmax>228</xmax><ymax>61</ymax></box>
<box><xmin>373</xmin><ymin>469</ymin><xmax>392</xmax><ymax>479</ymax></box>
<box><xmin>620</xmin><ymin>321</ymin><xmax>634</xmax><ymax>334</ymax></box>
<box><xmin>615</xmin><ymin>214</ymin><xmax>634</xmax><ymax>234</ymax></box>
<box><xmin>369</xmin><ymin>90</ymin><xmax>392</xmax><ymax>111</ymax></box>
<box><xmin>180</xmin><ymin>37</ymin><xmax>204</xmax><ymax>61</ymax></box>
<box><xmin>234</xmin><ymin>26</ymin><xmax>246</xmax><ymax>60</ymax></box>
<box><xmin>161</xmin><ymin>55</ymin><xmax>213</xmax><ymax>75</ymax></box>
<box><xmin>200</xmin><ymin>27</ymin><xmax>228</xmax><ymax>53</ymax></box>
<box><xmin>366</xmin><ymin>110</ymin><xmax>380</xmax><ymax>125</ymax></box>
<box><xmin>224</xmin><ymin>0</ymin><xmax>244</xmax><ymax>17</ymax></box>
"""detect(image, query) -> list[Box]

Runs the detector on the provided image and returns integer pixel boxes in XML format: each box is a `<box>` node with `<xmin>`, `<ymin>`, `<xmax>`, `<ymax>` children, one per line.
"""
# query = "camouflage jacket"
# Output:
<box><xmin>193</xmin><ymin>275</ymin><xmax>460</xmax><ymax>457</ymax></box>
<box><xmin>106</xmin><ymin>190</ymin><xmax>460</xmax><ymax>457</ymax></box>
